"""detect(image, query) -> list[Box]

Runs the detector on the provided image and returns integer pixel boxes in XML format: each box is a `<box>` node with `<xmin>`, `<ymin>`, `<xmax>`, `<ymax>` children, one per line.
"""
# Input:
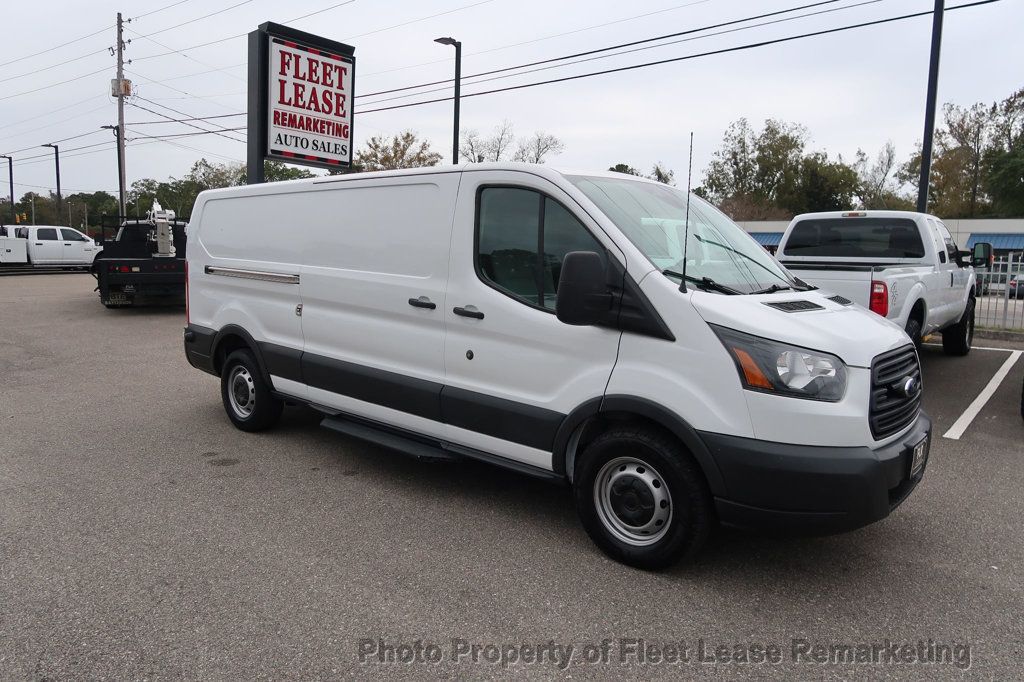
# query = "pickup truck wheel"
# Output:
<box><xmin>904</xmin><ymin>317</ymin><xmax>923</xmax><ymax>348</ymax></box>
<box><xmin>573</xmin><ymin>428</ymin><xmax>712</xmax><ymax>570</ymax></box>
<box><xmin>941</xmin><ymin>299</ymin><xmax>974</xmax><ymax>356</ymax></box>
<box><xmin>220</xmin><ymin>349</ymin><xmax>283</xmax><ymax>432</ymax></box>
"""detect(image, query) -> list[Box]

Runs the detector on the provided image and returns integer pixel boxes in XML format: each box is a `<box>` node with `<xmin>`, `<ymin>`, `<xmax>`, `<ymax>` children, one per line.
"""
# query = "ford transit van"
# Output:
<box><xmin>183</xmin><ymin>163</ymin><xmax>931</xmax><ymax>569</ymax></box>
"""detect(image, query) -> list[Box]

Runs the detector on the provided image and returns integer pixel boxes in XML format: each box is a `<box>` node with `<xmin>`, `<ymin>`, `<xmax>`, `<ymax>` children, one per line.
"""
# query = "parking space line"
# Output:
<box><xmin>942</xmin><ymin>350</ymin><xmax>1023</xmax><ymax>440</ymax></box>
<box><xmin>922</xmin><ymin>343</ymin><xmax>1017</xmax><ymax>352</ymax></box>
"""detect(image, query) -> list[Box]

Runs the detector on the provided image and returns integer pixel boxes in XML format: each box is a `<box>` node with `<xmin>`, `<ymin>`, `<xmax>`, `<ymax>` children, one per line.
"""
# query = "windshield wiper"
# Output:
<box><xmin>662</xmin><ymin>269</ymin><xmax>741</xmax><ymax>295</ymax></box>
<box><xmin>751</xmin><ymin>283</ymin><xmax>792</xmax><ymax>294</ymax></box>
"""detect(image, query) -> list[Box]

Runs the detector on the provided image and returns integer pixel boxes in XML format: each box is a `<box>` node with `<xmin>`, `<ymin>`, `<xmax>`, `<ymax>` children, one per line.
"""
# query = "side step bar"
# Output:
<box><xmin>319</xmin><ymin>414</ymin><xmax>564</xmax><ymax>483</ymax></box>
<box><xmin>320</xmin><ymin>415</ymin><xmax>459</xmax><ymax>462</ymax></box>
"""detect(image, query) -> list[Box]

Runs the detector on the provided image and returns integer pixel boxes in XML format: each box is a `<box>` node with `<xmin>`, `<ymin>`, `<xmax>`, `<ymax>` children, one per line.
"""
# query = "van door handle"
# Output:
<box><xmin>453</xmin><ymin>306</ymin><xmax>484</xmax><ymax>319</ymax></box>
<box><xmin>35</xmin><ymin>242</ymin><xmax>43</xmax><ymax>245</ymax></box>
<box><xmin>408</xmin><ymin>296</ymin><xmax>436</xmax><ymax>310</ymax></box>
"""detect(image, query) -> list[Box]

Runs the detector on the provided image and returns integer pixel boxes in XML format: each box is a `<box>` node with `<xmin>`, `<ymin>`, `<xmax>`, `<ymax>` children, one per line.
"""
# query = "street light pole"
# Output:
<box><xmin>916</xmin><ymin>0</ymin><xmax>944</xmax><ymax>213</ymax></box>
<box><xmin>0</xmin><ymin>155</ymin><xmax>13</xmax><ymax>224</ymax></box>
<box><xmin>434</xmin><ymin>37</ymin><xmax>462</xmax><ymax>165</ymax></box>
<box><xmin>42</xmin><ymin>143</ymin><xmax>62</xmax><ymax>224</ymax></box>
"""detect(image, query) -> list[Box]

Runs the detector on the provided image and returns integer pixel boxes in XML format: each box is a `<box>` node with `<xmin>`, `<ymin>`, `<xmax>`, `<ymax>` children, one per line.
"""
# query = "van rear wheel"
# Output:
<box><xmin>220</xmin><ymin>349</ymin><xmax>283</xmax><ymax>432</ymax></box>
<box><xmin>573</xmin><ymin>427</ymin><xmax>712</xmax><ymax>569</ymax></box>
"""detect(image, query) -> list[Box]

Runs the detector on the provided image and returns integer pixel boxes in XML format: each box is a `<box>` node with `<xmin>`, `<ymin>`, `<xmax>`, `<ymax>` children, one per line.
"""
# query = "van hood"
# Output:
<box><xmin>690</xmin><ymin>289</ymin><xmax>909</xmax><ymax>368</ymax></box>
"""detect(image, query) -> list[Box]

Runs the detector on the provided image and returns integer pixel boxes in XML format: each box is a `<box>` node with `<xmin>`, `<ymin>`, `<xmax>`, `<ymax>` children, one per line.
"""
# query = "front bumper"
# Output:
<box><xmin>701</xmin><ymin>411</ymin><xmax>931</xmax><ymax>534</ymax></box>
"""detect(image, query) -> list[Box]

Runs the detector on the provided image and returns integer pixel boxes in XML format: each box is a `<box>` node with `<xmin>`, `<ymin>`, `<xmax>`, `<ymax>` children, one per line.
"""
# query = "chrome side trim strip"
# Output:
<box><xmin>204</xmin><ymin>266</ymin><xmax>299</xmax><ymax>284</ymax></box>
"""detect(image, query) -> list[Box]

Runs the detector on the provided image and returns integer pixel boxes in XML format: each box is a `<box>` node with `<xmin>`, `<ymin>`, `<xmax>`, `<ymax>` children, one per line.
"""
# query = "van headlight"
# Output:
<box><xmin>710</xmin><ymin>325</ymin><xmax>847</xmax><ymax>402</ymax></box>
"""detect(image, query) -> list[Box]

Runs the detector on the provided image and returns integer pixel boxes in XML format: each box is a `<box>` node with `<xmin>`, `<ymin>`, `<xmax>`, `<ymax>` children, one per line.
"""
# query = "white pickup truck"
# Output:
<box><xmin>776</xmin><ymin>210</ymin><xmax>991</xmax><ymax>355</ymax></box>
<box><xmin>0</xmin><ymin>224</ymin><xmax>100</xmax><ymax>268</ymax></box>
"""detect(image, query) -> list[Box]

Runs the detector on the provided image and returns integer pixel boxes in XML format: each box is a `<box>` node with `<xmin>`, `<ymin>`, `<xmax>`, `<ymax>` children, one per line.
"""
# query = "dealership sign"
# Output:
<box><xmin>247</xmin><ymin>22</ymin><xmax>355</xmax><ymax>179</ymax></box>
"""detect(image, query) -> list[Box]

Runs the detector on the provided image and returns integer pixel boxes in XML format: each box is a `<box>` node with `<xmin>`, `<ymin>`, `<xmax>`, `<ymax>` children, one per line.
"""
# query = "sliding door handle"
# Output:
<box><xmin>453</xmin><ymin>306</ymin><xmax>484</xmax><ymax>319</ymax></box>
<box><xmin>408</xmin><ymin>296</ymin><xmax>436</xmax><ymax>310</ymax></box>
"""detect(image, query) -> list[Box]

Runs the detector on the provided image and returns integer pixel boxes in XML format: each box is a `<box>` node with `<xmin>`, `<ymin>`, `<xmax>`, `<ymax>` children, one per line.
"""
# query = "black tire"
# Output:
<box><xmin>573</xmin><ymin>427</ymin><xmax>712</xmax><ymax>570</ymax></box>
<box><xmin>220</xmin><ymin>349</ymin><xmax>283</xmax><ymax>432</ymax></box>
<box><xmin>904</xmin><ymin>316</ymin><xmax>923</xmax><ymax>349</ymax></box>
<box><xmin>941</xmin><ymin>298</ymin><xmax>974</xmax><ymax>357</ymax></box>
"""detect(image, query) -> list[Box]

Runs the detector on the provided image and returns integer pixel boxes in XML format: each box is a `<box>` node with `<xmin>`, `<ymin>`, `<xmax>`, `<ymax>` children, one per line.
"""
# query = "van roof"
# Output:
<box><xmin>194</xmin><ymin>162</ymin><xmax>668</xmax><ymax>201</ymax></box>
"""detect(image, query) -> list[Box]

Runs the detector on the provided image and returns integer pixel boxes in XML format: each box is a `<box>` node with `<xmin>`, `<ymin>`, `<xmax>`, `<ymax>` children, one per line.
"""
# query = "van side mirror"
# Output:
<box><xmin>972</xmin><ymin>242</ymin><xmax>992</xmax><ymax>268</ymax></box>
<box><xmin>556</xmin><ymin>251</ymin><xmax>612</xmax><ymax>326</ymax></box>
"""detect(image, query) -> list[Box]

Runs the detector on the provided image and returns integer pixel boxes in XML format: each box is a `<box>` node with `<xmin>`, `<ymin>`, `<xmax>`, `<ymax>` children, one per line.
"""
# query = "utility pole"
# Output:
<box><xmin>916</xmin><ymin>0</ymin><xmax>944</xmax><ymax>213</ymax></box>
<box><xmin>30</xmin><ymin>196</ymin><xmax>35</xmax><ymax>225</ymax></box>
<box><xmin>114</xmin><ymin>13</ymin><xmax>129</xmax><ymax>217</ymax></box>
<box><xmin>42</xmin><ymin>143</ymin><xmax>61</xmax><ymax>223</ymax></box>
<box><xmin>0</xmin><ymin>155</ymin><xmax>12</xmax><ymax>224</ymax></box>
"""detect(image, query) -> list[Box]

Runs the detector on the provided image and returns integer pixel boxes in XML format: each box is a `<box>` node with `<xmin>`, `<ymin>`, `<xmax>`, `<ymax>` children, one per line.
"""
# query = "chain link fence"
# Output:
<box><xmin>975</xmin><ymin>251</ymin><xmax>1024</xmax><ymax>330</ymax></box>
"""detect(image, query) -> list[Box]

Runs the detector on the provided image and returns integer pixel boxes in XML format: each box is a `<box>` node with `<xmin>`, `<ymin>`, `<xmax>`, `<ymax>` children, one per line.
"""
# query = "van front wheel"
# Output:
<box><xmin>573</xmin><ymin>428</ymin><xmax>712</xmax><ymax>569</ymax></box>
<box><xmin>220</xmin><ymin>349</ymin><xmax>283</xmax><ymax>431</ymax></box>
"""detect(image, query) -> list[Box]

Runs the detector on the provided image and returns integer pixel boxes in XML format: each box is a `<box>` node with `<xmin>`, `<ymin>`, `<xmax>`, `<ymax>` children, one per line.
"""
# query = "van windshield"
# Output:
<box><xmin>567</xmin><ymin>175</ymin><xmax>796</xmax><ymax>294</ymax></box>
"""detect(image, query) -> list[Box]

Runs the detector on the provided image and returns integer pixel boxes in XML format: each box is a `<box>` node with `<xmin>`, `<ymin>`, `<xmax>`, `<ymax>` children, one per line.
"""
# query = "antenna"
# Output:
<box><xmin>680</xmin><ymin>131</ymin><xmax>694</xmax><ymax>292</ymax></box>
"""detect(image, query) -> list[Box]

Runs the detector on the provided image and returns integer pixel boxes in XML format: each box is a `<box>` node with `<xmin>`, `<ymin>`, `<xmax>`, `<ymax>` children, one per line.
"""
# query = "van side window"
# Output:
<box><xmin>477</xmin><ymin>187</ymin><xmax>605</xmax><ymax>311</ymax></box>
<box><xmin>37</xmin><ymin>228</ymin><xmax>58</xmax><ymax>240</ymax></box>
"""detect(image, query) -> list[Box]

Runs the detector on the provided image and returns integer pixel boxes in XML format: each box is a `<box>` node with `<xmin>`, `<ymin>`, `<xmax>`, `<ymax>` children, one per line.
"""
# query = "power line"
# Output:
<box><xmin>131</xmin><ymin>0</ymin><xmax>255</xmax><ymax>39</ymax></box>
<box><xmin>134</xmin><ymin>95</ymin><xmax>248</xmax><ymax>136</ymax></box>
<box><xmin>354</xmin><ymin>0</ymin><xmax>1002</xmax><ymax>115</ymax></box>
<box><xmin>0</xmin><ymin>100</ymin><xmax>110</xmax><ymax>146</ymax></box>
<box><xmin>0</xmin><ymin>67</ymin><xmax>110</xmax><ymax>103</ymax></box>
<box><xmin>359</xmin><ymin>0</ymin><xmax>886</xmax><ymax>107</ymax></box>
<box><xmin>129</xmin><ymin>128</ymin><xmax>246</xmax><ymax>141</ymax></box>
<box><xmin>342</xmin><ymin>0</ymin><xmax>495</xmax><ymax>41</ymax></box>
<box><xmin>357</xmin><ymin>0</ymin><xmax>718</xmax><ymax>80</ymax></box>
<box><xmin>1</xmin><ymin>129</ymin><xmax>107</xmax><ymax>157</ymax></box>
<box><xmin>357</xmin><ymin>0</ymin><xmax>850</xmax><ymax>101</ymax></box>
<box><xmin>125</xmin><ymin>27</ymin><xmax>245</xmax><ymax>82</ymax></box>
<box><xmin>128</xmin><ymin>99</ymin><xmax>247</xmax><ymax>143</ymax></box>
<box><xmin>134</xmin><ymin>0</ymin><xmax>199</xmax><ymax>20</ymax></box>
<box><xmin>0</xmin><ymin>0</ymin><xmax>198</xmax><ymax>71</ymax></box>
<box><xmin>132</xmin><ymin>0</ymin><xmax>358</xmax><ymax>61</ymax></box>
<box><xmin>128</xmin><ymin>113</ymin><xmax>246</xmax><ymax>125</ymax></box>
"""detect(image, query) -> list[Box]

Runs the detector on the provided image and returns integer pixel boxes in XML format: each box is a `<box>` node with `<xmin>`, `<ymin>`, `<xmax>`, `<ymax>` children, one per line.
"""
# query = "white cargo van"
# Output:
<box><xmin>184</xmin><ymin>164</ymin><xmax>931</xmax><ymax>568</ymax></box>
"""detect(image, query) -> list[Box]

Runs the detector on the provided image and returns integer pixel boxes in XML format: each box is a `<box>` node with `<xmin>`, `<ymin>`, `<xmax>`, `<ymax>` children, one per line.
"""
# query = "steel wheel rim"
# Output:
<box><xmin>594</xmin><ymin>456</ymin><xmax>672</xmax><ymax>546</ymax></box>
<box><xmin>228</xmin><ymin>366</ymin><xmax>256</xmax><ymax>418</ymax></box>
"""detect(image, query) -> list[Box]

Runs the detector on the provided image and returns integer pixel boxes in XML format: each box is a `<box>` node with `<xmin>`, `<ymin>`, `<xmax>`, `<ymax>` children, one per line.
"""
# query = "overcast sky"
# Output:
<box><xmin>2</xmin><ymin>0</ymin><xmax>1022</xmax><ymax>199</ymax></box>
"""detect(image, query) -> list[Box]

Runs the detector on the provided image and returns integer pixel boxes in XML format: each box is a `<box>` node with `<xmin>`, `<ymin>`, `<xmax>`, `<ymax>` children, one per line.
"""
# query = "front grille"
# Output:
<box><xmin>762</xmin><ymin>300</ymin><xmax>824</xmax><ymax>312</ymax></box>
<box><xmin>869</xmin><ymin>346</ymin><xmax>922</xmax><ymax>440</ymax></box>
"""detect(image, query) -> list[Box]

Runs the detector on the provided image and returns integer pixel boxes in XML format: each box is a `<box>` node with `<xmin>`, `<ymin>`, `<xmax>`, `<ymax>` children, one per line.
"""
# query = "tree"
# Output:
<box><xmin>14</xmin><ymin>192</ymin><xmax>58</xmax><ymax>226</ymax></box>
<box><xmin>354</xmin><ymin>131</ymin><xmax>442</xmax><ymax>171</ymax></box>
<box><xmin>649</xmin><ymin>163</ymin><xmax>675</xmax><ymax>185</ymax></box>
<box><xmin>852</xmin><ymin>142</ymin><xmax>911</xmax><ymax>209</ymax></box>
<box><xmin>785</xmin><ymin>152</ymin><xmax>859</xmax><ymax>215</ymax></box>
<box><xmin>262</xmin><ymin>160</ymin><xmax>317</xmax><ymax>183</ymax></box>
<box><xmin>608</xmin><ymin>163</ymin><xmax>642</xmax><ymax>176</ymax></box>
<box><xmin>461</xmin><ymin>121</ymin><xmax>564</xmax><ymax>163</ymax></box>
<box><xmin>983</xmin><ymin>87</ymin><xmax>1024</xmax><ymax>217</ymax></box>
<box><xmin>513</xmin><ymin>131</ymin><xmax>564</xmax><ymax>164</ymax></box>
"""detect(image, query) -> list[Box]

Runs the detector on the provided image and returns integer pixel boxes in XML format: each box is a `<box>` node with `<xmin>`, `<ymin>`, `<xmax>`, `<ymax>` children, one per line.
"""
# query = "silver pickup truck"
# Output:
<box><xmin>777</xmin><ymin>210</ymin><xmax>991</xmax><ymax>355</ymax></box>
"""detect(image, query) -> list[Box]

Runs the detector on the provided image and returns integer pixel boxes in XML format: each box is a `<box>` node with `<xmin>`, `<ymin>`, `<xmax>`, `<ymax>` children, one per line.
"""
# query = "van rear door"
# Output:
<box><xmin>441</xmin><ymin>171</ymin><xmax>624</xmax><ymax>470</ymax></box>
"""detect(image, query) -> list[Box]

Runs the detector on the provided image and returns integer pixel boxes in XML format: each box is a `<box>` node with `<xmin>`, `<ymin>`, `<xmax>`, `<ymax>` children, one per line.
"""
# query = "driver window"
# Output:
<box><xmin>476</xmin><ymin>187</ymin><xmax>605</xmax><ymax>311</ymax></box>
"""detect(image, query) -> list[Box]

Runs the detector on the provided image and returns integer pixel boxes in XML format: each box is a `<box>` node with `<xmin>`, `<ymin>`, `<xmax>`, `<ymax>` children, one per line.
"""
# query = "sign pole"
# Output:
<box><xmin>247</xmin><ymin>28</ymin><xmax>268</xmax><ymax>185</ymax></box>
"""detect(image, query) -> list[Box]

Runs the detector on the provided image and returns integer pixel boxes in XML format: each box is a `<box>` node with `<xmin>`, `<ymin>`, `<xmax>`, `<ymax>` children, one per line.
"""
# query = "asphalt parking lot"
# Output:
<box><xmin>2</xmin><ymin>274</ymin><xmax>1022</xmax><ymax>679</ymax></box>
